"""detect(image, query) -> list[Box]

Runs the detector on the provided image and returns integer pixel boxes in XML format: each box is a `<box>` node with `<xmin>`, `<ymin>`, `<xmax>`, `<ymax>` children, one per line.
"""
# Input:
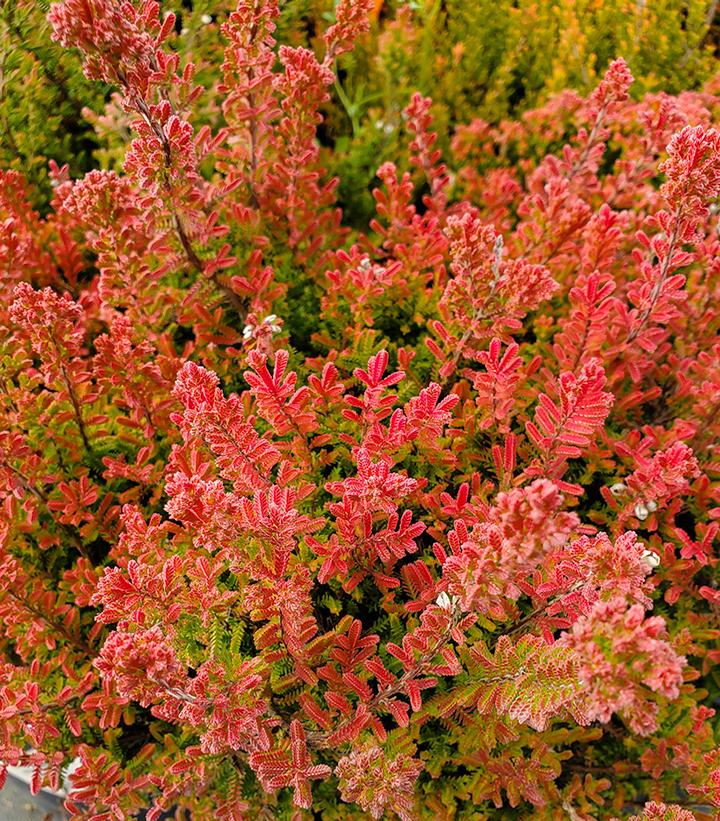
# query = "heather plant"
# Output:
<box><xmin>3</xmin><ymin>0</ymin><xmax>719</xmax><ymax>217</ymax></box>
<box><xmin>358</xmin><ymin>0</ymin><xmax>720</xmax><ymax>124</ymax></box>
<box><xmin>0</xmin><ymin>0</ymin><xmax>105</xmax><ymax>209</ymax></box>
<box><xmin>0</xmin><ymin>1</ymin><xmax>719</xmax><ymax>820</ymax></box>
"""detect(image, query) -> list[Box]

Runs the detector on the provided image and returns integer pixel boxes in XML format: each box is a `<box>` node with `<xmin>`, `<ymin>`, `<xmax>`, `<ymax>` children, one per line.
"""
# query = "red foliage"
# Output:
<box><xmin>0</xmin><ymin>5</ymin><xmax>718</xmax><ymax>818</ymax></box>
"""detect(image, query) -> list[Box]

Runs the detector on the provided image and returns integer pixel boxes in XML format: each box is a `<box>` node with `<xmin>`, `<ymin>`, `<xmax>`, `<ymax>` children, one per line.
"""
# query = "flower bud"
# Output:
<box><xmin>436</xmin><ymin>592</ymin><xmax>452</xmax><ymax>611</ymax></box>
<box><xmin>642</xmin><ymin>549</ymin><xmax>661</xmax><ymax>570</ymax></box>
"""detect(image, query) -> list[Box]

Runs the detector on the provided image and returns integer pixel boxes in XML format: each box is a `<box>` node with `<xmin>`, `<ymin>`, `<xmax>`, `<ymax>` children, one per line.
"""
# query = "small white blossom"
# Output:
<box><xmin>263</xmin><ymin>314</ymin><xmax>282</xmax><ymax>334</ymax></box>
<box><xmin>243</xmin><ymin>315</ymin><xmax>282</xmax><ymax>340</ymax></box>
<box><xmin>436</xmin><ymin>592</ymin><xmax>455</xmax><ymax>612</ymax></box>
<box><xmin>610</xmin><ymin>482</ymin><xmax>627</xmax><ymax>496</ymax></box>
<box><xmin>646</xmin><ymin>499</ymin><xmax>658</xmax><ymax>512</ymax></box>
<box><xmin>642</xmin><ymin>549</ymin><xmax>661</xmax><ymax>570</ymax></box>
<box><xmin>436</xmin><ymin>592</ymin><xmax>452</xmax><ymax>610</ymax></box>
<box><xmin>200</xmin><ymin>13</ymin><xmax>212</xmax><ymax>24</ymax></box>
<box><xmin>634</xmin><ymin>502</ymin><xmax>649</xmax><ymax>521</ymax></box>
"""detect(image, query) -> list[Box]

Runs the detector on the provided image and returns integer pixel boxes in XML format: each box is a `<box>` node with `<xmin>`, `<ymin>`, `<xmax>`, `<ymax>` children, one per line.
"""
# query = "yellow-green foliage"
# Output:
<box><xmin>3</xmin><ymin>0</ymin><xmax>717</xmax><ymax>213</ymax></box>
<box><xmin>359</xmin><ymin>0</ymin><xmax>719</xmax><ymax>126</ymax></box>
<box><xmin>0</xmin><ymin>0</ymin><xmax>105</xmax><ymax>209</ymax></box>
<box><xmin>324</xmin><ymin>0</ymin><xmax>719</xmax><ymax>224</ymax></box>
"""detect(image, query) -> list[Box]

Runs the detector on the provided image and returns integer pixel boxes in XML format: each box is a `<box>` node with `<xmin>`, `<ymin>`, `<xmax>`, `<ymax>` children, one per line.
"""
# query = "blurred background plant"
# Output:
<box><xmin>3</xmin><ymin>0</ymin><xmax>718</xmax><ymax>216</ymax></box>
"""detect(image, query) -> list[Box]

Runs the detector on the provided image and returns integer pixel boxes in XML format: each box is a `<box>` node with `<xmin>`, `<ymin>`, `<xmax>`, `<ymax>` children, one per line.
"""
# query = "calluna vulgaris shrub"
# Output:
<box><xmin>3</xmin><ymin>0</ymin><xmax>720</xmax><ymax>215</ymax></box>
<box><xmin>1</xmin><ymin>0</ymin><xmax>720</xmax><ymax>819</ymax></box>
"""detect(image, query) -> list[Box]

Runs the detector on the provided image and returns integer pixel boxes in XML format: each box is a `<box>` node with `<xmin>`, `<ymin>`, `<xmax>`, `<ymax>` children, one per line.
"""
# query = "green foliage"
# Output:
<box><xmin>0</xmin><ymin>0</ymin><xmax>105</xmax><ymax>210</ymax></box>
<box><xmin>4</xmin><ymin>0</ymin><xmax>718</xmax><ymax>215</ymax></box>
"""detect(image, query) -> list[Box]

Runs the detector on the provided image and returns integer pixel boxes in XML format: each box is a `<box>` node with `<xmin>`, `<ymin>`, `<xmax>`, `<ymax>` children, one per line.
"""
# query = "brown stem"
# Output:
<box><xmin>568</xmin><ymin>104</ymin><xmax>608</xmax><ymax>180</ymax></box>
<box><xmin>172</xmin><ymin>208</ymin><xmax>248</xmax><ymax>318</ymax></box>
<box><xmin>307</xmin><ymin>612</ymin><xmax>462</xmax><ymax>750</ymax></box>
<box><xmin>59</xmin><ymin>362</ymin><xmax>93</xmax><ymax>455</ymax></box>
<box><xmin>9</xmin><ymin>467</ymin><xmax>90</xmax><ymax>561</ymax></box>
<box><xmin>501</xmin><ymin>581</ymin><xmax>584</xmax><ymax>643</ymax></box>
<box><xmin>440</xmin><ymin>237</ymin><xmax>504</xmax><ymax>391</ymax></box>
<box><xmin>133</xmin><ymin>92</ymin><xmax>249</xmax><ymax>322</ymax></box>
<box><xmin>4</xmin><ymin>585</ymin><xmax>94</xmax><ymax>656</ymax></box>
<box><xmin>627</xmin><ymin>210</ymin><xmax>682</xmax><ymax>343</ymax></box>
<box><xmin>246</xmin><ymin>87</ymin><xmax>261</xmax><ymax>211</ymax></box>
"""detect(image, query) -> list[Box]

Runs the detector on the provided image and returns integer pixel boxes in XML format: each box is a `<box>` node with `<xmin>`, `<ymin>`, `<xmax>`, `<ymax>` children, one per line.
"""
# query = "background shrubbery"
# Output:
<box><xmin>4</xmin><ymin>0</ymin><xmax>720</xmax><ymax>216</ymax></box>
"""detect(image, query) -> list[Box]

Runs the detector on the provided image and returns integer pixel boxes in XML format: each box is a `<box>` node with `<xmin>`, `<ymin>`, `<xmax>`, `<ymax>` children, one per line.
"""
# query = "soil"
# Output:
<box><xmin>0</xmin><ymin>774</ymin><xmax>67</xmax><ymax>820</ymax></box>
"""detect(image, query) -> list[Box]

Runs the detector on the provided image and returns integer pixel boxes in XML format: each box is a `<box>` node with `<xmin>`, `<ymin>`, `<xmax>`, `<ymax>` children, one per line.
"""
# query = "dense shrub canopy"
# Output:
<box><xmin>0</xmin><ymin>1</ymin><xmax>720</xmax><ymax>819</ymax></box>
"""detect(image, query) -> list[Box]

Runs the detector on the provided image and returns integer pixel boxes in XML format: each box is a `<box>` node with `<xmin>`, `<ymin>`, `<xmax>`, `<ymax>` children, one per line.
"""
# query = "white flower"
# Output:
<box><xmin>200</xmin><ymin>13</ymin><xmax>212</xmax><ymax>24</ymax></box>
<box><xmin>634</xmin><ymin>502</ymin><xmax>649</xmax><ymax>521</ymax></box>
<box><xmin>436</xmin><ymin>592</ymin><xmax>458</xmax><ymax>612</ymax></box>
<box><xmin>243</xmin><ymin>324</ymin><xmax>254</xmax><ymax>340</ymax></box>
<box><xmin>642</xmin><ymin>549</ymin><xmax>661</xmax><ymax>570</ymax></box>
<box><xmin>646</xmin><ymin>499</ymin><xmax>658</xmax><ymax>512</ymax></box>
<box><xmin>610</xmin><ymin>482</ymin><xmax>627</xmax><ymax>496</ymax></box>
<box><xmin>374</xmin><ymin>119</ymin><xmax>395</xmax><ymax>134</ymax></box>
<box><xmin>436</xmin><ymin>591</ymin><xmax>452</xmax><ymax>610</ymax></box>
<box><xmin>263</xmin><ymin>314</ymin><xmax>282</xmax><ymax>334</ymax></box>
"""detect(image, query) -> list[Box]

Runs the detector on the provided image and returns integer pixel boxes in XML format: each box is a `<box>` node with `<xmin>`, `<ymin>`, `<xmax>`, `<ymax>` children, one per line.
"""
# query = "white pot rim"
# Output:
<box><xmin>3</xmin><ymin>756</ymin><xmax>82</xmax><ymax>799</ymax></box>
